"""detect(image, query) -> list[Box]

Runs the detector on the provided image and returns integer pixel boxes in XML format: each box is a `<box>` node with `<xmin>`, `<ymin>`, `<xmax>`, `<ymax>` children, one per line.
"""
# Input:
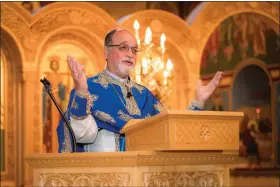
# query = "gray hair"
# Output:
<box><xmin>104</xmin><ymin>28</ymin><xmax>132</xmax><ymax>47</ymax></box>
<box><xmin>104</xmin><ymin>29</ymin><xmax>117</xmax><ymax>47</ymax></box>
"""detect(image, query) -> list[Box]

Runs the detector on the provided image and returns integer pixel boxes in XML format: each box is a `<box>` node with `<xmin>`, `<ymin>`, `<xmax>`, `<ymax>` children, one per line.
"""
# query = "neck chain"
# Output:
<box><xmin>103</xmin><ymin>72</ymin><xmax>131</xmax><ymax>114</ymax></box>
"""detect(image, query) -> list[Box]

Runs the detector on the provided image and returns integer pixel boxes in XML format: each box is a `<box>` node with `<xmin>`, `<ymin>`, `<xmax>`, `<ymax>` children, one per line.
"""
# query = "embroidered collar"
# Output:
<box><xmin>104</xmin><ymin>69</ymin><xmax>129</xmax><ymax>84</ymax></box>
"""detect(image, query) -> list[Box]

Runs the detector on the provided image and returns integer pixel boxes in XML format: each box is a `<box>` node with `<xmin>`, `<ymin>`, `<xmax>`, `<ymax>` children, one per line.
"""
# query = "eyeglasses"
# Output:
<box><xmin>107</xmin><ymin>44</ymin><xmax>141</xmax><ymax>55</ymax></box>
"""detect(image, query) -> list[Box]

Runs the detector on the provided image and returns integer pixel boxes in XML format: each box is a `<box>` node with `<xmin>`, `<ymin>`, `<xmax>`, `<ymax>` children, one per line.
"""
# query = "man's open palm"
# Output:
<box><xmin>67</xmin><ymin>55</ymin><xmax>88</xmax><ymax>94</ymax></box>
<box><xmin>195</xmin><ymin>71</ymin><xmax>223</xmax><ymax>105</ymax></box>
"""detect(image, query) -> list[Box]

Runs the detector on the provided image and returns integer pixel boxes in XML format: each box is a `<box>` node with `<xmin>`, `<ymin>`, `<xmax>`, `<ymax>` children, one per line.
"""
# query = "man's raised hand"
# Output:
<box><xmin>67</xmin><ymin>55</ymin><xmax>88</xmax><ymax>95</ymax></box>
<box><xmin>195</xmin><ymin>71</ymin><xmax>223</xmax><ymax>106</ymax></box>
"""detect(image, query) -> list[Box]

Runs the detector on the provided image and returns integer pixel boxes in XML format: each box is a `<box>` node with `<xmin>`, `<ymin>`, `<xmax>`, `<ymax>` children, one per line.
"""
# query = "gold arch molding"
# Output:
<box><xmin>1</xmin><ymin>2</ymin><xmax>117</xmax><ymax>64</ymax></box>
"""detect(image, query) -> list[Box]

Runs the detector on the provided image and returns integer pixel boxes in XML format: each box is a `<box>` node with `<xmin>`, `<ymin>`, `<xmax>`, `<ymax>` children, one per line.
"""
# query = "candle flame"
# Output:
<box><xmin>133</xmin><ymin>20</ymin><xmax>140</xmax><ymax>30</ymax></box>
<box><xmin>145</xmin><ymin>27</ymin><xmax>152</xmax><ymax>45</ymax></box>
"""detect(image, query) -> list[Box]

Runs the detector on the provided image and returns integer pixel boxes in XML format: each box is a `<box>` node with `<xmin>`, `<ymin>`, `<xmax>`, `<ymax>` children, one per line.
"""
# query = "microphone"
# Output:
<box><xmin>126</xmin><ymin>85</ymin><xmax>133</xmax><ymax>98</ymax></box>
<box><xmin>40</xmin><ymin>77</ymin><xmax>77</xmax><ymax>152</ymax></box>
<box><xmin>127</xmin><ymin>91</ymin><xmax>133</xmax><ymax>98</ymax></box>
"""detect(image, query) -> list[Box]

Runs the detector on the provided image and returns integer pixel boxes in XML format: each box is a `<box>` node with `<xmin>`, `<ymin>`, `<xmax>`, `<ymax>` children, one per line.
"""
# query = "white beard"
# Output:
<box><xmin>117</xmin><ymin>62</ymin><xmax>134</xmax><ymax>76</ymax></box>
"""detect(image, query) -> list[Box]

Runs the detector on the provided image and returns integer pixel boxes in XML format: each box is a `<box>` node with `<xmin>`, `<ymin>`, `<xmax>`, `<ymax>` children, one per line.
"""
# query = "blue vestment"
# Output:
<box><xmin>57</xmin><ymin>71</ymin><xmax>202</xmax><ymax>153</ymax></box>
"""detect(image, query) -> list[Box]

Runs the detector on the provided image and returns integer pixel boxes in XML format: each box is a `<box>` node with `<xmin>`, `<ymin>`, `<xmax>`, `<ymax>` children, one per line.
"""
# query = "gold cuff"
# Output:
<box><xmin>75</xmin><ymin>90</ymin><xmax>90</xmax><ymax>98</ymax></box>
<box><xmin>70</xmin><ymin>112</ymin><xmax>89</xmax><ymax>120</ymax></box>
<box><xmin>192</xmin><ymin>100</ymin><xmax>204</xmax><ymax>108</ymax></box>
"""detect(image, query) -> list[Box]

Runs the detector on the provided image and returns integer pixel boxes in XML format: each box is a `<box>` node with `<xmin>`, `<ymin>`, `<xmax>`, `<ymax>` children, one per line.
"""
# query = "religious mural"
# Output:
<box><xmin>201</xmin><ymin>13</ymin><xmax>279</xmax><ymax>76</ymax></box>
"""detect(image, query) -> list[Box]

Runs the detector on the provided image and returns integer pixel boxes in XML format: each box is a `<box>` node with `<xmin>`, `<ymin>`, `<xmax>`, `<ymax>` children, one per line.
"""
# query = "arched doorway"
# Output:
<box><xmin>0</xmin><ymin>28</ymin><xmax>24</xmax><ymax>186</ymax></box>
<box><xmin>232</xmin><ymin>65</ymin><xmax>270</xmax><ymax>110</ymax></box>
<box><xmin>232</xmin><ymin>64</ymin><xmax>273</xmax><ymax>168</ymax></box>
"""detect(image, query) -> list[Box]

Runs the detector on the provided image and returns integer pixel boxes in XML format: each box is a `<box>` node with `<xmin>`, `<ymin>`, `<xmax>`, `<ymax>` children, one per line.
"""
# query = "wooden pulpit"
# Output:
<box><xmin>25</xmin><ymin>110</ymin><xmax>243</xmax><ymax>187</ymax></box>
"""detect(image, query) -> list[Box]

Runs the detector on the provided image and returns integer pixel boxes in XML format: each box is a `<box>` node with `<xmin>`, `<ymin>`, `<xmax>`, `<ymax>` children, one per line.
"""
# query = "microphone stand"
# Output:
<box><xmin>40</xmin><ymin>77</ymin><xmax>77</xmax><ymax>152</ymax></box>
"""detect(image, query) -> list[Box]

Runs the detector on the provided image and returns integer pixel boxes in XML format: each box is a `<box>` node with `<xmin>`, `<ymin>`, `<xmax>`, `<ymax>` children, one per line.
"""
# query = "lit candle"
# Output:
<box><xmin>133</xmin><ymin>20</ymin><xmax>140</xmax><ymax>40</ymax></box>
<box><xmin>163</xmin><ymin>78</ymin><xmax>167</xmax><ymax>85</ymax></box>
<box><xmin>145</xmin><ymin>27</ymin><xmax>152</xmax><ymax>45</ymax></box>
<box><xmin>166</xmin><ymin>59</ymin><xmax>173</xmax><ymax>70</ymax></box>
<box><xmin>160</xmin><ymin>33</ymin><xmax>166</xmax><ymax>55</ymax></box>
<box><xmin>163</xmin><ymin>70</ymin><xmax>169</xmax><ymax>78</ymax></box>
<box><xmin>160</xmin><ymin>33</ymin><xmax>166</xmax><ymax>48</ymax></box>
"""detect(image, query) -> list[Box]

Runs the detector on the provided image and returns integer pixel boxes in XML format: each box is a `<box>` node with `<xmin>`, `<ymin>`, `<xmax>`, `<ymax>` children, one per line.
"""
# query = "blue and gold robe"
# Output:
<box><xmin>57</xmin><ymin>70</ymin><xmax>202</xmax><ymax>153</ymax></box>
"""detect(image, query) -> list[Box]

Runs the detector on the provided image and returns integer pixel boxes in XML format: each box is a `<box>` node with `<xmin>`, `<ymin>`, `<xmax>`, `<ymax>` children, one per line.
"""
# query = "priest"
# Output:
<box><xmin>57</xmin><ymin>28</ymin><xmax>223</xmax><ymax>153</ymax></box>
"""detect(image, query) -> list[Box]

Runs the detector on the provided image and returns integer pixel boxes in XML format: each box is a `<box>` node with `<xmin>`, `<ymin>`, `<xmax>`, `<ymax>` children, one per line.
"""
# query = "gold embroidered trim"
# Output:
<box><xmin>71</xmin><ymin>96</ymin><xmax>79</xmax><ymax>109</ymax></box>
<box><xmin>86</xmin><ymin>94</ymin><xmax>98</xmax><ymax>114</ymax></box>
<box><xmin>118</xmin><ymin>110</ymin><xmax>133</xmax><ymax>122</ymax></box>
<box><xmin>75</xmin><ymin>90</ymin><xmax>91</xmax><ymax>98</ymax></box>
<box><xmin>114</xmin><ymin>133</ymin><xmax>120</xmax><ymax>152</ymax></box>
<box><xmin>92</xmin><ymin>72</ymin><xmax>110</xmax><ymax>88</ymax></box>
<box><xmin>154</xmin><ymin>101</ymin><xmax>166</xmax><ymax>113</ymax></box>
<box><xmin>128</xmin><ymin>81</ymin><xmax>144</xmax><ymax>94</ymax></box>
<box><xmin>103</xmin><ymin>71</ymin><xmax>125</xmax><ymax>87</ymax></box>
<box><xmin>96</xmin><ymin>71</ymin><xmax>144</xmax><ymax>94</ymax></box>
<box><xmin>61</xmin><ymin>112</ymin><xmax>72</xmax><ymax>153</ymax></box>
<box><xmin>74</xmin><ymin>91</ymin><xmax>98</xmax><ymax>115</ymax></box>
<box><xmin>187</xmin><ymin>100</ymin><xmax>204</xmax><ymax>110</ymax></box>
<box><xmin>93</xmin><ymin>110</ymin><xmax>116</xmax><ymax>124</ymax></box>
<box><xmin>70</xmin><ymin>113</ymin><xmax>88</xmax><ymax>120</ymax></box>
<box><xmin>120</xmin><ymin>84</ymin><xmax>141</xmax><ymax>115</ymax></box>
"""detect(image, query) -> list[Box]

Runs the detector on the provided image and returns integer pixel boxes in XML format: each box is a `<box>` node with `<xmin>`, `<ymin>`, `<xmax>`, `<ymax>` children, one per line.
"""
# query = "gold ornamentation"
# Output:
<box><xmin>62</xmin><ymin>124</ymin><xmax>72</xmax><ymax>153</ymax></box>
<box><xmin>86</xmin><ymin>94</ymin><xmax>98</xmax><ymax>114</ymax></box>
<box><xmin>101</xmin><ymin>72</ymin><xmax>141</xmax><ymax>115</ymax></box>
<box><xmin>121</xmin><ymin>85</ymin><xmax>141</xmax><ymax>115</ymax></box>
<box><xmin>1</xmin><ymin>4</ymin><xmax>112</xmax><ymax>61</ymax></box>
<box><xmin>25</xmin><ymin>153</ymin><xmax>237</xmax><ymax>167</ymax></box>
<box><xmin>154</xmin><ymin>101</ymin><xmax>165</xmax><ymax>112</ymax></box>
<box><xmin>38</xmin><ymin>173</ymin><xmax>130</xmax><ymax>187</ymax></box>
<box><xmin>0</xmin><ymin>6</ymin><xmax>33</xmax><ymax>61</ymax></box>
<box><xmin>143</xmin><ymin>170</ymin><xmax>224</xmax><ymax>187</ymax></box>
<box><xmin>175</xmin><ymin>120</ymin><xmax>235</xmax><ymax>144</ymax></box>
<box><xmin>75</xmin><ymin>90</ymin><xmax>91</xmax><ymax>98</ymax></box>
<box><xmin>118</xmin><ymin>110</ymin><xmax>133</xmax><ymax>122</ymax></box>
<box><xmin>114</xmin><ymin>133</ymin><xmax>120</xmax><ymax>152</ymax></box>
<box><xmin>74</xmin><ymin>91</ymin><xmax>98</xmax><ymax>114</ymax></box>
<box><xmin>199</xmin><ymin>124</ymin><xmax>212</xmax><ymax>141</ymax></box>
<box><xmin>128</xmin><ymin>81</ymin><xmax>144</xmax><ymax>94</ymax></box>
<box><xmin>70</xmin><ymin>113</ymin><xmax>88</xmax><ymax>120</ymax></box>
<box><xmin>96</xmin><ymin>72</ymin><xmax>144</xmax><ymax>94</ymax></box>
<box><xmin>92</xmin><ymin>72</ymin><xmax>110</xmax><ymax>88</ymax></box>
<box><xmin>187</xmin><ymin>100</ymin><xmax>204</xmax><ymax>110</ymax></box>
<box><xmin>93</xmin><ymin>110</ymin><xmax>116</xmax><ymax>124</ymax></box>
<box><xmin>62</xmin><ymin>112</ymin><xmax>72</xmax><ymax>153</ymax></box>
<box><xmin>132</xmin><ymin>19</ymin><xmax>174</xmax><ymax>102</ymax></box>
<box><xmin>71</xmin><ymin>97</ymin><xmax>79</xmax><ymax>109</ymax></box>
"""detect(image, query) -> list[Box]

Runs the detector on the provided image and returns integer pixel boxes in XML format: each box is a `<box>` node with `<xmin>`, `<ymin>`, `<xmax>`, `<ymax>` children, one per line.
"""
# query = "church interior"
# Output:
<box><xmin>1</xmin><ymin>1</ymin><xmax>280</xmax><ymax>187</ymax></box>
